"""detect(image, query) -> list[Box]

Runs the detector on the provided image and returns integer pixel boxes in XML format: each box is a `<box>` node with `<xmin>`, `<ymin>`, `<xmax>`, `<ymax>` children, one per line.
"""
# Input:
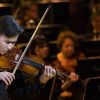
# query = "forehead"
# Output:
<box><xmin>0</xmin><ymin>34</ymin><xmax>19</xmax><ymax>41</ymax></box>
<box><xmin>63</xmin><ymin>38</ymin><xmax>74</xmax><ymax>44</ymax></box>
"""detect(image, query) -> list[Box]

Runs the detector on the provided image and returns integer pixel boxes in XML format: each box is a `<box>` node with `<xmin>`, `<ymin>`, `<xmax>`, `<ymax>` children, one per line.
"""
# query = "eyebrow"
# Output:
<box><xmin>6</xmin><ymin>40</ymin><xmax>17</xmax><ymax>43</ymax></box>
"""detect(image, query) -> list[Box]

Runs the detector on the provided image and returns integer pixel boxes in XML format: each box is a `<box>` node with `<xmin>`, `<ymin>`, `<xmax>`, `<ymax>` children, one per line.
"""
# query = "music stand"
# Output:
<box><xmin>77</xmin><ymin>57</ymin><xmax>100</xmax><ymax>100</ymax></box>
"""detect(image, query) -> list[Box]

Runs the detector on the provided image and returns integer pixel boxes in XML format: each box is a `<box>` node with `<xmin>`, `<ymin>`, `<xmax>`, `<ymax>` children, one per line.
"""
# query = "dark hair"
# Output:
<box><xmin>0</xmin><ymin>15</ymin><xmax>23</xmax><ymax>37</ymax></box>
<box><xmin>57</xmin><ymin>30</ymin><xmax>78</xmax><ymax>57</ymax></box>
<box><xmin>29</xmin><ymin>35</ymin><xmax>49</xmax><ymax>55</ymax></box>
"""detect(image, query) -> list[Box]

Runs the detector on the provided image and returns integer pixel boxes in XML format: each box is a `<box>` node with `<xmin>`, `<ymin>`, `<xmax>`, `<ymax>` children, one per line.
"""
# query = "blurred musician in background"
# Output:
<box><xmin>91</xmin><ymin>13</ymin><xmax>100</xmax><ymax>40</ymax></box>
<box><xmin>23</xmin><ymin>2</ymin><xmax>39</xmax><ymax>27</ymax></box>
<box><xmin>54</xmin><ymin>30</ymin><xmax>84</xmax><ymax>100</ymax></box>
<box><xmin>57</xmin><ymin>30</ymin><xmax>79</xmax><ymax>73</ymax></box>
<box><xmin>14</xmin><ymin>2</ymin><xmax>39</xmax><ymax>27</ymax></box>
<box><xmin>27</xmin><ymin>34</ymin><xmax>49</xmax><ymax>62</ymax></box>
<box><xmin>86</xmin><ymin>1</ymin><xmax>100</xmax><ymax>40</ymax></box>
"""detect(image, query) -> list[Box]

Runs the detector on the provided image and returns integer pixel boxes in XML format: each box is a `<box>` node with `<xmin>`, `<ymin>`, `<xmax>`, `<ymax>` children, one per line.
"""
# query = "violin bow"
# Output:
<box><xmin>13</xmin><ymin>5</ymin><xmax>51</xmax><ymax>74</ymax></box>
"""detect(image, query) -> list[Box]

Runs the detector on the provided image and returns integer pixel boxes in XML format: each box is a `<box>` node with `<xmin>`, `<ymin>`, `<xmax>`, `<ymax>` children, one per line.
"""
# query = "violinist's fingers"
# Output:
<box><xmin>5</xmin><ymin>73</ymin><xmax>15</xmax><ymax>83</ymax></box>
<box><xmin>3</xmin><ymin>75</ymin><xmax>12</xmax><ymax>85</ymax></box>
<box><xmin>48</xmin><ymin>66</ymin><xmax>52</xmax><ymax>77</ymax></box>
<box><xmin>76</xmin><ymin>75</ymin><xmax>79</xmax><ymax>80</ymax></box>
<box><xmin>40</xmin><ymin>66</ymin><xmax>56</xmax><ymax>84</ymax></box>
<box><xmin>70</xmin><ymin>72</ymin><xmax>76</xmax><ymax>78</ymax></box>
<box><xmin>0</xmin><ymin>72</ymin><xmax>15</xmax><ymax>86</ymax></box>
<box><xmin>70</xmin><ymin>72</ymin><xmax>79</xmax><ymax>82</ymax></box>
<box><xmin>40</xmin><ymin>67</ymin><xmax>49</xmax><ymax>84</ymax></box>
<box><xmin>44</xmin><ymin>66</ymin><xmax>47</xmax><ymax>76</ymax></box>
<box><xmin>45</xmin><ymin>66</ymin><xmax>50</xmax><ymax>77</ymax></box>
<box><xmin>44</xmin><ymin>66</ymin><xmax>51</xmax><ymax>77</ymax></box>
<box><xmin>45</xmin><ymin>66</ymin><xmax>56</xmax><ymax>78</ymax></box>
<box><xmin>2</xmin><ymin>77</ymin><xmax>9</xmax><ymax>86</ymax></box>
<box><xmin>50</xmin><ymin>68</ymin><xmax>56</xmax><ymax>77</ymax></box>
<box><xmin>52</xmin><ymin>69</ymin><xmax>56</xmax><ymax>76</ymax></box>
<box><xmin>5</xmin><ymin>72</ymin><xmax>15</xmax><ymax>80</ymax></box>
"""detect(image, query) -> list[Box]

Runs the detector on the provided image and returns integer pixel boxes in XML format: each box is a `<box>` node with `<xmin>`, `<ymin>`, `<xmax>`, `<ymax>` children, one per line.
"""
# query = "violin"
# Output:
<box><xmin>0</xmin><ymin>55</ymin><xmax>11</xmax><ymax>70</ymax></box>
<box><xmin>12</xmin><ymin>56</ymin><xmax>68</xmax><ymax>79</ymax></box>
<box><xmin>0</xmin><ymin>51</ymin><xmax>68</xmax><ymax>82</ymax></box>
<box><xmin>0</xmin><ymin>47</ymin><xmax>21</xmax><ymax>71</ymax></box>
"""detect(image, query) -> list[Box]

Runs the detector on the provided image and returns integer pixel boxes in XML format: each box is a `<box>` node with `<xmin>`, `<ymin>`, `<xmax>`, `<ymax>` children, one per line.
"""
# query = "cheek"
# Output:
<box><xmin>67</xmin><ymin>47</ymin><xmax>75</xmax><ymax>54</ymax></box>
<box><xmin>40</xmin><ymin>50</ymin><xmax>45</xmax><ymax>54</ymax></box>
<box><xmin>0</xmin><ymin>41</ymin><xmax>6</xmax><ymax>49</ymax></box>
<box><xmin>10</xmin><ymin>44</ymin><xmax>15</xmax><ymax>49</ymax></box>
<box><xmin>62</xmin><ymin>45</ymin><xmax>68</xmax><ymax>52</ymax></box>
<box><xmin>69</xmin><ymin>46</ymin><xmax>74</xmax><ymax>51</ymax></box>
<box><xmin>39</xmin><ymin>49</ymin><xmax>47</xmax><ymax>56</ymax></box>
<box><xmin>62</xmin><ymin>46</ymin><xmax>74</xmax><ymax>54</ymax></box>
<box><xmin>46</xmin><ymin>49</ymin><xmax>49</xmax><ymax>54</ymax></box>
<box><xmin>44</xmin><ymin>48</ymin><xmax>49</xmax><ymax>53</ymax></box>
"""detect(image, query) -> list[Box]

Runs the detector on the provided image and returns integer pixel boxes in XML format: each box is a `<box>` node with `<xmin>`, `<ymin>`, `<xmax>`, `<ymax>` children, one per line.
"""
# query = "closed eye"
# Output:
<box><xmin>6</xmin><ymin>41</ymin><xmax>16</xmax><ymax>44</ymax></box>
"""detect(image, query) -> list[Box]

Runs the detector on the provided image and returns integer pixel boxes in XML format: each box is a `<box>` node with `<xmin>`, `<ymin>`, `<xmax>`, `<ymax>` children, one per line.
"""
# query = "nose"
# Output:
<box><xmin>44</xmin><ymin>47</ymin><xmax>49</xmax><ymax>50</ymax></box>
<box><xmin>7</xmin><ymin>43</ymin><xmax>14</xmax><ymax>50</ymax></box>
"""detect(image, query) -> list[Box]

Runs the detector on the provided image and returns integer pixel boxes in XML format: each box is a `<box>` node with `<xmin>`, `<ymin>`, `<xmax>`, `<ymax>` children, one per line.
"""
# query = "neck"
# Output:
<box><xmin>62</xmin><ymin>53</ymin><xmax>67</xmax><ymax>59</ymax></box>
<box><xmin>62</xmin><ymin>52</ymin><xmax>74</xmax><ymax>59</ymax></box>
<box><xmin>36</xmin><ymin>55</ymin><xmax>43</xmax><ymax>60</ymax></box>
<box><xmin>58</xmin><ymin>52</ymin><xmax>68</xmax><ymax>59</ymax></box>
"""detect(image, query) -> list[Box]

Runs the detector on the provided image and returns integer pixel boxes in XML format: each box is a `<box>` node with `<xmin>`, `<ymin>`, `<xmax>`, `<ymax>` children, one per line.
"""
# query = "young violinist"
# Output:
<box><xmin>8</xmin><ymin>34</ymin><xmax>56</xmax><ymax>100</ymax></box>
<box><xmin>24</xmin><ymin>34</ymin><xmax>54</xmax><ymax>100</ymax></box>
<box><xmin>0</xmin><ymin>15</ymin><xmax>23</xmax><ymax>100</ymax></box>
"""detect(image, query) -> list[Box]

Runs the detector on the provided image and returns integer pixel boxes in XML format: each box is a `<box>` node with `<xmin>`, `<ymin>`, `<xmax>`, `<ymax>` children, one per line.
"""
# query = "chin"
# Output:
<box><xmin>0</xmin><ymin>51</ymin><xmax>7</xmax><ymax>55</ymax></box>
<box><xmin>0</xmin><ymin>52</ymin><xmax>5</xmax><ymax>55</ymax></box>
<box><xmin>42</xmin><ymin>55</ymin><xmax>47</xmax><ymax>58</ymax></box>
<box><xmin>66</xmin><ymin>54</ymin><xmax>73</xmax><ymax>57</ymax></box>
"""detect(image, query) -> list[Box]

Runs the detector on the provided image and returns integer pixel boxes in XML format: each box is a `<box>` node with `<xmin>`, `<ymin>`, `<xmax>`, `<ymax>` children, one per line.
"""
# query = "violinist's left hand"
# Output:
<box><xmin>39</xmin><ymin>65</ymin><xmax>56</xmax><ymax>84</ymax></box>
<box><xmin>69</xmin><ymin>72</ymin><xmax>79</xmax><ymax>82</ymax></box>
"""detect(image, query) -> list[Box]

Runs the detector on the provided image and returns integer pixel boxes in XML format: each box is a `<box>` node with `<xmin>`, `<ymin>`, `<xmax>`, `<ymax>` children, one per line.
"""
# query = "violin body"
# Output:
<box><xmin>0</xmin><ymin>47</ymin><xmax>21</xmax><ymax>71</ymax></box>
<box><xmin>20</xmin><ymin>55</ymin><xmax>44</xmax><ymax>76</ymax></box>
<box><xmin>0</xmin><ymin>55</ymin><xmax>11</xmax><ymax>70</ymax></box>
<box><xmin>0</xmin><ymin>46</ymin><xmax>69</xmax><ymax>81</ymax></box>
<box><xmin>0</xmin><ymin>46</ymin><xmax>41</xmax><ymax>77</ymax></box>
